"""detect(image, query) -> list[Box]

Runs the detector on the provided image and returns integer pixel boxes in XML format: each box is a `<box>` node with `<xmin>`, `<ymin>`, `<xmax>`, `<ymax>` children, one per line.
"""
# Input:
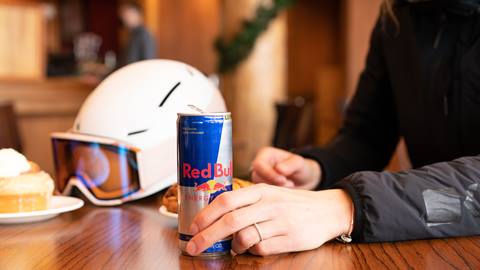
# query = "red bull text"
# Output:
<box><xmin>177</xmin><ymin>112</ymin><xmax>233</xmax><ymax>257</ymax></box>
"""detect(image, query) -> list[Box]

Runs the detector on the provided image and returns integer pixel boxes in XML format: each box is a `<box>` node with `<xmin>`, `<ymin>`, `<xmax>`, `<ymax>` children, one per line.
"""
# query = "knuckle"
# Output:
<box><xmin>258</xmin><ymin>146</ymin><xmax>271</xmax><ymax>154</ymax></box>
<box><xmin>253</xmin><ymin>242</ymin><xmax>270</xmax><ymax>256</ymax></box>
<box><xmin>194</xmin><ymin>215</ymin><xmax>208</xmax><ymax>229</ymax></box>
<box><xmin>280</xmin><ymin>219</ymin><xmax>294</xmax><ymax>234</ymax></box>
<box><xmin>252</xmin><ymin>160</ymin><xmax>268</xmax><ymax>172</ymax></box>
<box><xmin>217</xmin><ymin>192</ymin><xmax>233</xmax><ymax>208</ymax></box>
<box><xmin>195</xmin><ymin>233</ymin><xmax>211</xmax><ymax>247</ymax></box>
<box><xmin>293</xmin><ymin>154</ymin><xmax>305</xmax><ymax>165</ymax></box>
<box><xmin>251</xmin><ymin>176</ymin><xmax>267</xmax><ymax>185</ymax></box>
<box><xmin>270</xmin><ymin>204</ymin><xmax>281</xmax><ymax>215</ymax></box>
<box><xmin>251</xmin><ymin>172</ymin><xmax>261</xmax><ymax>182</ymax></box>
<box><xmin>223</xmin><ymin>212</ymin><xmax>241</xmax><ymax>229</ymax></box>
<box><xmin>256</xmin><ymin>146</ymin><xmax>277</xmax><ymax>160</ymax></box>
<box><xmin>235</xmin><ymin>230</ymin><xmax>255</xmax><ymax>248</ymax></box>
<box><xmin>231</xmin><ymin>245</ymin><xmax>244</xmax><ymax>255</ymax></box>
<box><xmin>265</xmin><ymin>203</ymin><xmax>278</xmax><ymax>215</ymax></box>
<box><xmin>256</xmin><ymin>183</ymin><xmax>268</xmax><ymax>188</ymax></box>
<box><xmin>255</xmin><ymin>183</ymin><xmax>269</xmax><ymax>192</ymax></box>
<box><xmin>251</xmin><ymin>160</ymin><xmax>261</xmax><ymax>170</ymax></box>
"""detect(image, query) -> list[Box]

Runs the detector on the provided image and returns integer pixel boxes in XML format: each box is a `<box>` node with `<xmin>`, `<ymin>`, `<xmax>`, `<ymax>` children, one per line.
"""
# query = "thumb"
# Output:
<box><xmin>274</xmin><ymin>154</ymin><xmax>304</xmax><ymax>177</ymax></box>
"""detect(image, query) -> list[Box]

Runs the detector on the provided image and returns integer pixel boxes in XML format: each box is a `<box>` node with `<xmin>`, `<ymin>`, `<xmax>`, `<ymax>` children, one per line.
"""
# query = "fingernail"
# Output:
<box><xmin>186</xmin><ymin>241</ymin><xmax>197</xmax><ymax>255</ymax></box>
<box><xmin>190</xmin><ymin>223</ymin><xmax>198</xmax><ymax>235</ymax></box>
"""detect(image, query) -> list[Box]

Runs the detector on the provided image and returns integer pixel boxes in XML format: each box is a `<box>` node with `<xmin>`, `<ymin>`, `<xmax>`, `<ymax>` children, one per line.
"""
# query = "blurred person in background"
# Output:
<box><xmin>184</xmin><ymin>0</ymin><xmax>480</xmax><ymax>256</ymax></box>
<box><xmin>118</xmin><ymin>1</ymin><xmax>156</xmax><ymax>67</ymax></box>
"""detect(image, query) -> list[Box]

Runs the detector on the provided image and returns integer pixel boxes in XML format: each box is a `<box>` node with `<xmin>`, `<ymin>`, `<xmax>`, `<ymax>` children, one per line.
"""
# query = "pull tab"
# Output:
<box><xmin>188</xmin><ymin>104</ymin><xmax>207</xmax><ymax>114</ymax></box>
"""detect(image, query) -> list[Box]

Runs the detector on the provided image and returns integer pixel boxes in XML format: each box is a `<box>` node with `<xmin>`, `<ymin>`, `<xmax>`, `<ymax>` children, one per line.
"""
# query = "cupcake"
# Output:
<box><xmin>0</xmin><ymin>149</ymin><xmax>54</xmax><ymax>213</ymax></box>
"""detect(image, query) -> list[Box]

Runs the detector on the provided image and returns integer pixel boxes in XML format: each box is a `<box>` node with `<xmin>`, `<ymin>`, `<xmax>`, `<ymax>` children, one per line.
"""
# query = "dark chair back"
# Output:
<box><xmin>272</xmin><ymin>97</ymin><xmax>314</xmax><ymax>150</ymax></box>
<box><xmin>0</xmin><ymin>101</ymin><xmax>22</xmax><ymax>151</ymax></box>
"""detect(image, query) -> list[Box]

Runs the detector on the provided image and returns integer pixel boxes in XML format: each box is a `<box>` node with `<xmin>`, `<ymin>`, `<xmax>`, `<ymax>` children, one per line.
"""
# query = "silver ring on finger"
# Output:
<box><xmin>253</xmin><ymin>222</ymin><xmax>264</xmax><ymax>243</ymax></box>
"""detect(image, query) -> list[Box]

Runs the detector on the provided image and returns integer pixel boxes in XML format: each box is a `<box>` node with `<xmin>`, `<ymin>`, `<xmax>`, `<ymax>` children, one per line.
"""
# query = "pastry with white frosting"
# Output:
<box><xmin>0</xmin><ymin>149</ymin><xmax>54</xmax><ymax>213</ymax></box>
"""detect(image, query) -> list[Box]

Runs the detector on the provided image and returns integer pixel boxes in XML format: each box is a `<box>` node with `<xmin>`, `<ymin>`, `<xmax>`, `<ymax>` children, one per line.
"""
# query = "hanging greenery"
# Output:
<box><xmin>216</xmin><ymin>0</ymin><xmax>295</xmax><ymax>73</ymax></box>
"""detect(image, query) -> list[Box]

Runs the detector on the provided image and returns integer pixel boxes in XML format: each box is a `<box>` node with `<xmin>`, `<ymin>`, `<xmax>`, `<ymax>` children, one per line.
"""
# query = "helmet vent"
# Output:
<box><xmin>128</xmin><ymin>129</ymin><xmax>148</xmax><ymax>136</ymax></box>
<box><xmin>159</xmin><ymin>81</ymin><xmax>181</xmax><ymax>107</ymax></box>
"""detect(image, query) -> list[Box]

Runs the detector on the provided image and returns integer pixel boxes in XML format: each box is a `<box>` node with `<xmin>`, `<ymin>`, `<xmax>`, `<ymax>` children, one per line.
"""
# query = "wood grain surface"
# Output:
<box><xmin>0</xmin><ymin>194</ymin><xmax>479</xmax><ymax>270</ymax></box>
<box><xmin>0</xmin><ymin>2</ymin><xmax>45</xmax><ymax>80</ymax></box>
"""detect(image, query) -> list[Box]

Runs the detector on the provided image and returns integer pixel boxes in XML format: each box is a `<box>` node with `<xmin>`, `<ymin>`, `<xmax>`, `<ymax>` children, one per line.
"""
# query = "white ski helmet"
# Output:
<box><xmin>51</xmin><ymin>60</ymin><xmax>226</xmax><ymax>205</ymax></box>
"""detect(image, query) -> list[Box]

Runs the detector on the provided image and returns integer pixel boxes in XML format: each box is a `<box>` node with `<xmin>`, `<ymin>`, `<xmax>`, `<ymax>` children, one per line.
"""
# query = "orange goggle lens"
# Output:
<box><xmin>51</xmin><ymin>137</ymin><xmax>141</xmax><ymax>200</ymax></box>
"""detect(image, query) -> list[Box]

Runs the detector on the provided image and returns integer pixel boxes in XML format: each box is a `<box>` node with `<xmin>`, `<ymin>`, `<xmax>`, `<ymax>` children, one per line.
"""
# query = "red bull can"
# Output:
<box><xmin>177</xmin><ymin>112</ymin><xmax>233</xmax><ymax>257</ymax></box>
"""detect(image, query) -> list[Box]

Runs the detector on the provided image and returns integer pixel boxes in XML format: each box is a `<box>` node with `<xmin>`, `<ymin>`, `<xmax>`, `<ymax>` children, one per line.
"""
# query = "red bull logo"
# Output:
<box><xmin>183</xmin><ymin>161</ymin><xmax>233</xmax><ymax>179</ymax></box>
<box><xmin>194</xmin><ymin>179</ymin><xmax>227</xmax><ymax>194</ymax></box>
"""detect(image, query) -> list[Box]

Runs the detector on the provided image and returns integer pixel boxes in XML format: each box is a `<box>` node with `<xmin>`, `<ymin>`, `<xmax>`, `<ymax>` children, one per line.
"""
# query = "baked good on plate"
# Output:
<box><xmin>0</xmin><ymin>148</ymin><xmax>54</xmax><ymax>213</ymax></box>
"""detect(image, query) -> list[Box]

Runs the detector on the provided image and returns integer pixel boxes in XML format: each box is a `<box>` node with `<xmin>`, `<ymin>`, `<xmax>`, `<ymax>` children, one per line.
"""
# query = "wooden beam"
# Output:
<box><xmin>0</xmin><ymin>3</ymin><xmax>46</xmax><ymax>80</ymax></box>
<box><xmin>220</xmin><ymin>0</ymin><xmax>287</xmax><ymax>175</ymax></box>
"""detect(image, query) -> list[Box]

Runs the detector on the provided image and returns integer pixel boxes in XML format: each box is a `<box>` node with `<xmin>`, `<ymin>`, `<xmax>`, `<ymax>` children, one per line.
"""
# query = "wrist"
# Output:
<box><xmin>303</xmin><ymin>158</ymin><xmax>321</xmax><ymax>190</ymax></box>
<box><xmin>323</xmin><ymin>189</ymin><xmax>354</xmax><ymax>239</ymax></box>
<box><xmin>312</xmin><ymin>189</ymin><xmax>354</xmax><ymax>243</ymax></box>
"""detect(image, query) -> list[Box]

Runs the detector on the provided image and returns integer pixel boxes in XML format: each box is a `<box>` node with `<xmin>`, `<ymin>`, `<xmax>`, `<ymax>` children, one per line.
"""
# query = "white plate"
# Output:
<box><xmin>159</xmin><ymin>205</ymin><xmax>178</xmax><ymax>221</ymax></box>
<box><xmin>0</xmin><ymin>196</ymin><xmax>84</xmax><ymax>224</ymax></box>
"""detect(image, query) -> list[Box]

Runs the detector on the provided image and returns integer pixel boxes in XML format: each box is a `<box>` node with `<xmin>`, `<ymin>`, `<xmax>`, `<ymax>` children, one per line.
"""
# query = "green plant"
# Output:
<box><xmin>216</xmin><ymin>0</ymin><xmax>294</xmax><ymax>73</ymax></box>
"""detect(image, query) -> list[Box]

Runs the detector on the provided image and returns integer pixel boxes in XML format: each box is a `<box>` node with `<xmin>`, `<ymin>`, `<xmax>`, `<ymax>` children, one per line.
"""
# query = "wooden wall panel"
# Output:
<box><xmin>142</xmin><ymin>0</ymin><xmax>160</xmax><ymax>44</ymax></box>
<box><xmin>0</xmin><ymin>3</ymin><xmax>46</xmax><ymax>80</ymax></box>
<box><xmin>287</xmin><ymin>0</ymin><xmax>341</xmax><ymax>98</ymax></box>
<box><xmin>287</xmin><ymin>0</ymin><xmax>345</xmax><ymax>148</ymax></box>
<box><xmin>343</xmin><ymin>0</ymin><xmax>382</xmax><ymax>100</ymax></box>
<box><xmin>315</xmin><ymin>66</ymin><xmax>343</xmax><ymax>146</ymax></box>
<box><xmin>0</xmin><ymin>0</ymin><xmax>41</xmax><ymax>3</ymax></box>
<box><xmin>156</xmin><ymin>0</ymin><xmax>220</xmax><ymax>74</ymax></box>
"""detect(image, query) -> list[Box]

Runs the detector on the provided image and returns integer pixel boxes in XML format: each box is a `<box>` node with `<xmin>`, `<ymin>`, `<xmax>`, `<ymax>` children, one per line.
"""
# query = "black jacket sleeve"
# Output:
<box><xmin>335</xmin><ymin>155</ymin><xmax>480</xmax><ymax>242</ymax></box>
<box><xmin>296</xmin><ymin>17</ymin><xmax>399</xmax><ymax>189</ymax></box>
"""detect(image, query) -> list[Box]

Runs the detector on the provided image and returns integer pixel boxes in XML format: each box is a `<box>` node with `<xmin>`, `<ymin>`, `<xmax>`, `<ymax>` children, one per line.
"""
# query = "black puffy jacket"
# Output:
<box><xmin>298</xmin><ymin>0</ymin><xmax>480</xmax><ymax>242</ymax></box>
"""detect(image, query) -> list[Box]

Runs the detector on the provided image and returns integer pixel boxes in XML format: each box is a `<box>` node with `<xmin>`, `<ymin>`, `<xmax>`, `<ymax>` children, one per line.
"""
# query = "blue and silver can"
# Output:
<box><xmin>177</xmin><ymin>112</ymin><xmax>233</xmax><ymax>257</ymax></box>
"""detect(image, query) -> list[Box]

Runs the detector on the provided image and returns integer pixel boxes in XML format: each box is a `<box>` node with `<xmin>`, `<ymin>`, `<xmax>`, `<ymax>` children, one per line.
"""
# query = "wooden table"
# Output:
<box><xmin>0</xmin><ymin>194</ymin><xmax>479</xmax><ymax>270</ymax></box>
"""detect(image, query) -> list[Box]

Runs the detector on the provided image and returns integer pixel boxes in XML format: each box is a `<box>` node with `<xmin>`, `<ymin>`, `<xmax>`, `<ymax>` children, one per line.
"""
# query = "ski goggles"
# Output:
<box><xmin>51</xmin><ymin>132</ymin><xmax>142</xmax><ymax>205</ymax></box>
